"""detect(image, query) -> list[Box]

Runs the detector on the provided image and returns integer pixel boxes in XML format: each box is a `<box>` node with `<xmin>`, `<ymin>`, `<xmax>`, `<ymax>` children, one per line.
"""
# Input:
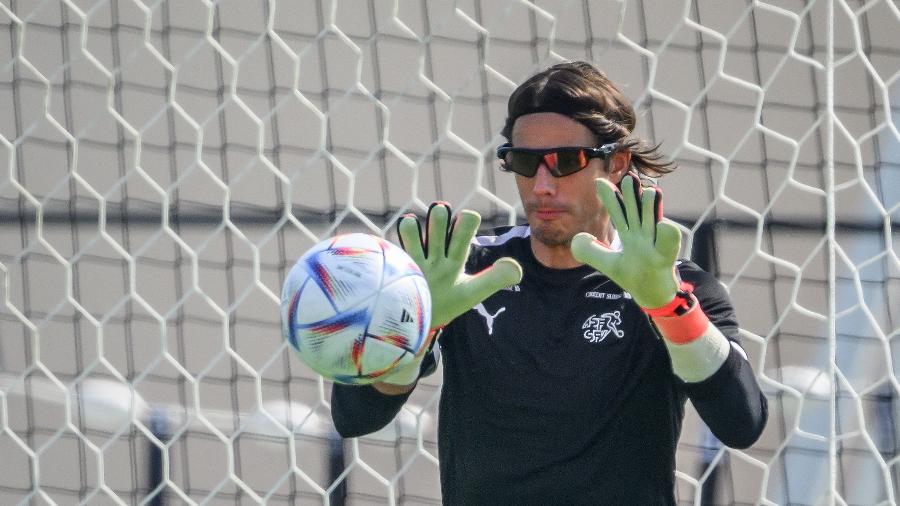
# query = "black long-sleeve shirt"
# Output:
<box><xmin>332</xmin><ymin>225</ymin><xmax>767</xmax><ymax>505</ymax></box>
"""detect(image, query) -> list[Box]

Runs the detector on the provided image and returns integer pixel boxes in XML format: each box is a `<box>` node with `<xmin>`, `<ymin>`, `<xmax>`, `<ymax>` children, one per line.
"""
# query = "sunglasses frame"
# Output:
<box><xmin>496</xmin><ymin>143</ymin><xmax>620</xmax><ymax>178</ymax></box>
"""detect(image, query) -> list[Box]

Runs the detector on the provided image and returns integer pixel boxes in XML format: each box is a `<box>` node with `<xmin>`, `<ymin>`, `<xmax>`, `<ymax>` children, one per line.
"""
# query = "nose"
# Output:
<box><xmin>531</xmin><ymin>163</ymin><xmax>556</xmax><ymax>195</ymax></box>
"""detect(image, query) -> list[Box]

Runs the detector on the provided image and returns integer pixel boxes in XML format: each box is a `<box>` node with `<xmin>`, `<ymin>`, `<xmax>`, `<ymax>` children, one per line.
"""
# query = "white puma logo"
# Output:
<box><xmin>474</xmin><ymin>303</ymin><xmax>506</xmax><ymax>335</ymax></box>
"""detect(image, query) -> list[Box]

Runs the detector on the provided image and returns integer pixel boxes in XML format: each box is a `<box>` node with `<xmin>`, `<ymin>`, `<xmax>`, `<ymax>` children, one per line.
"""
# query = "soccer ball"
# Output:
<box><xmin>281</xmin><ymin>233</ymin><xmax>432</xmax><ymax>385</ymax></box>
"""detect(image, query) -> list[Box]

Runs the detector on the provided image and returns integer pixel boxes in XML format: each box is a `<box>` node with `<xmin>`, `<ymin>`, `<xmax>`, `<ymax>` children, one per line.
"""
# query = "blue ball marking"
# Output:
<box><xmin>292</xmin><ymin>305</ymin><xmax>371</xmax><ymax>348</ymax></box>
<box><xmin>303</xmin><ymin>252</ymin><xmax>340</xmax><ymax>313</ymax></box>
<box><xmin>285</xmin><ymin>276</ymin><xmax>309</xmax><ymax>350</ymax></box>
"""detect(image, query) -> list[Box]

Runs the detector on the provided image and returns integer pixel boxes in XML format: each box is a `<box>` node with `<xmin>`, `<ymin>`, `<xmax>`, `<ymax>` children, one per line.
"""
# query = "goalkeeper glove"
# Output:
<box><xmin>571</xmin><ymin>174</ymin><xmax>731</xmax><ymax>381</ymax></box>
<box><xmin>380</xmin><ymin>202</ymin><xmax>523</xmax><ymax>386</ymax></box>
<box><xmin>570</xmin><ymin>173</ymin><xmax>681</xmax><ymax>310</ymax></box>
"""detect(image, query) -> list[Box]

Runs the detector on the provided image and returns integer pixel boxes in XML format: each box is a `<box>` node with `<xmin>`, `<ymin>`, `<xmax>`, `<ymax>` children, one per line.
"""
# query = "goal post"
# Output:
<box><xmin>0</xmin><ymin>0</ymin><xmax>898</xmax><ymax>504</ymax></box>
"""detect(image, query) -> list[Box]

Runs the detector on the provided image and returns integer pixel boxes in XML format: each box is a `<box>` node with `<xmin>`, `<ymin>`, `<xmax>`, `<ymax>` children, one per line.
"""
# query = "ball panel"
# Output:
<box><xmin>280</xmin><ymin>261</ymin><xmax>311</xmax><ymax>346</ymax></box>
<box><xmin>358</xmin><ymin>337</ymin><xmax>411</xmax><ymax>376</ymax></box>
<box><xmin>329</xmin><ymin>233</ymin><xmax>384</xmax><ymax>251</ymax></box>
<box><xmin>291</xmin><ymin>274</ymin><xmax>337</xmax><ymax>326</ymax></box>
<box><xmin>284</xmin><ymin>290</ymin><xmax>301</xmax><ymax>350</ymax></box>
<box><xmin>368</xmin><ymin>274</ymin><xmax>432</xmax><ymax>354</ymax></box>
<box><xmin>293</xmin><ymin>306</ymin><xmax>369</xmax><ymax>377</ymax></box>
<box><xmin>380</xmin><ymin>238</ymin><xmax>424</xmax><ymax>284</ymax></box>
<box><xmin>306</xmin><ymin>246</ymin><xmax>382</xmax><ymax>311</ymax></box>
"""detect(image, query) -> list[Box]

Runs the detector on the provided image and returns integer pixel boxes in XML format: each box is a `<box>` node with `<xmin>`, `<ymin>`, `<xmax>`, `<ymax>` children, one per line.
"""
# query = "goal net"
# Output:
<box><xmin>1</xmin><ymin>0</ymin><xmax>898</xmax><ymax>504</ymax></box>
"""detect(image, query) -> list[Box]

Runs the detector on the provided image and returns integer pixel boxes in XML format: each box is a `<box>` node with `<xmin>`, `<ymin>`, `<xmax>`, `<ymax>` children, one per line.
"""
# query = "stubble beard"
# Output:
<box><xmin>530</xmin><ymin>222</ymin><xmax>575</xmax><ymax>248</ymax></box>
<box><xmin>529</xmin><ymin>206</ymin><xmax>606</xmax><ymax>250</ymax></box>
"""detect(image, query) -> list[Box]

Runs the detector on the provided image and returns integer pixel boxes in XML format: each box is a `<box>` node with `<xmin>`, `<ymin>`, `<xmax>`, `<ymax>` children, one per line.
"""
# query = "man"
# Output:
<box><xmin>331</xmin><ymin>61</ymin><xmax>767</xmax><ymax>504</ymax></box>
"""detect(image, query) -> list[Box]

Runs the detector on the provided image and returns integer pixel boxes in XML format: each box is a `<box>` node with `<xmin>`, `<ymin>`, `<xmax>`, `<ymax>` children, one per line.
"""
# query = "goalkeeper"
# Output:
<box><xmin>331</xmin><ymin>61</ymin><xmax>767</xmax><ymax>504</ymax></box>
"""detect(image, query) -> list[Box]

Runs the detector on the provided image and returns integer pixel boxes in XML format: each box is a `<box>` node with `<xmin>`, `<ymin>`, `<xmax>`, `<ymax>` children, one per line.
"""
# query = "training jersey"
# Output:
<box><xmin>331</xmin><ymin>225</ymin><xmax>768</xmax><ymax>505</ymax></box>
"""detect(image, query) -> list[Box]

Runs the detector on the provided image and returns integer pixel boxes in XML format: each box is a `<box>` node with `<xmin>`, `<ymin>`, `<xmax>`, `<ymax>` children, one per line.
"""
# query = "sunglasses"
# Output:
<box><xmin>496</xmin><ymin>143</ymin><xmax>619</xmax><ymax>178</ymax></box>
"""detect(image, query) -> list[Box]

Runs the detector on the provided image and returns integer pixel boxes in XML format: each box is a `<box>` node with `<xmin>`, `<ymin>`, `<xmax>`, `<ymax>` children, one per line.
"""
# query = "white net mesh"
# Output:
<box><xmin>0</xmin><ymin>0</ymin><xmax>898</xmax><ymax>504</ymax></box>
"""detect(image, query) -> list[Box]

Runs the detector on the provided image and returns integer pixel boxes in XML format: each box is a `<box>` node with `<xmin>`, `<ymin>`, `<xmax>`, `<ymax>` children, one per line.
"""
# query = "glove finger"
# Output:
<box><xmin>397</xmin><ymin>214</ymin><xmax>426</xmax><ymax>264</ymax></box>
<box><xmin>620</xmin><ymin>173</ymin><xmax>641</xmax><ymax>230</ymax></box>
<box><xmin>462</xmin><ymin>257</ymin><xmax>523</xmax><ymax>304</ymax></box>
<box><xmin>641</xmin><ymin>187</ymin><xmax>658</xmax><ymax>239</ymax></box>
<box><xmin>655</xmin><ymin>220</ymin><xmax>682</xmax><ymax>263</ymax></box>
<box><xmin>447</xmin><ymin>210</ymin><xmax>481</xmax><ymax>263</ymax></box>
<box><xmin>596</xmin><ymin>179</ymin><xmax>628</xmax><ymax>233</ymax></box>
<box><xmin>570</xmin><ymin>232</ymin><xmax>618</xmax><ymax>273</ymax></box>
<box><xmin>425</xmin><ymin>202</ymin><xmax>451</xmax><ymax>259</ymax></box>
<box><xmin>653</xmin><ymin>184</ymin><xmax>664</xmax><ymax>224</ymax></box>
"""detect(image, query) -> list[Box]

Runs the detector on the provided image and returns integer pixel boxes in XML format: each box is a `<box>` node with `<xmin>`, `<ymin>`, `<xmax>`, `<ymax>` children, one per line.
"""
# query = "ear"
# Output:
<box><xmin>607</xmin><ymin>150</ymin><xmax>632</xmax><ymax>184</ymax></box>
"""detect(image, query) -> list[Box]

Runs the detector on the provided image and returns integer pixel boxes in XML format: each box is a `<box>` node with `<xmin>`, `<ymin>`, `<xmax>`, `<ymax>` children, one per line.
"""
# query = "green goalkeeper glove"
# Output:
<box><xmin>380</xmin><ymin>202</ymin><xmax>523</xmax><ymax>386</ymax></box>
<box><xmin>399</xmin><ymin>202</ymin><xmax>523</xmax><ymax>329</ymax></box>
<box><xmin>572</xmin><ymin>175</ymin><xmax>731</xmax><ymax>383</ymax></box>
<box><xmin>570</xmin><ymin>173</ymin><xmax>682</xmax><ymax>310</ymax></box>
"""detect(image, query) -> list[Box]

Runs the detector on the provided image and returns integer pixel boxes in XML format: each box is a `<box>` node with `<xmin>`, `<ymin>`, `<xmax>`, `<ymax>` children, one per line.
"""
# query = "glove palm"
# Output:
<box><xmin>571</xmin><ymin>174</ymin><xmax>681</xmax><ymax>310</ymax></box>
<box><xmin>380</xmin><ymin>203</ymin><xmax>522</xmax><ymax>386</ymax></box>
<box><xmin>399</xmin><ymin>203</ymin><xmax>523</xmax><ymax>329</ymax></box>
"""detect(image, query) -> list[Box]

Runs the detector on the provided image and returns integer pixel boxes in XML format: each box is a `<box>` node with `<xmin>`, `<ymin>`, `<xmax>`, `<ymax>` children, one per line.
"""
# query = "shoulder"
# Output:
<box><xmin>465</xmin><ymin>224</ymin><xmax>530</xmax><ymax>269</ymax></box>
<box><xmin>675</xmin><ymin>259</ymin><xmax>721</xmax><ymax>291</ymax></box>
<box><xmin>472</xmin><ymin>224</ymin><xmax>530</xmax><ymax>248</ymax></box>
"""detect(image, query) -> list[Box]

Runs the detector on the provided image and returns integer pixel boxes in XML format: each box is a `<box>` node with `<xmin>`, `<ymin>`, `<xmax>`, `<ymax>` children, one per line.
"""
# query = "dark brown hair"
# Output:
<box><xmin>501</xmin><ymin>61</ymin><xmax>676</xmax><ymax>177</ymax></box>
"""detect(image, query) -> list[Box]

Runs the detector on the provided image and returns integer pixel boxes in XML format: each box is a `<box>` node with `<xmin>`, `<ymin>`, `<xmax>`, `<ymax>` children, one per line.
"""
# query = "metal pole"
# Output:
<box><xmin>328</xmin><ymin>431</ymin><xmax>347</xmax><ymax>506</ymax></box>
<box><xmin>148</xmin><ymin>408</ymin><xmax>169</xmax><ymax>506</ymax></box>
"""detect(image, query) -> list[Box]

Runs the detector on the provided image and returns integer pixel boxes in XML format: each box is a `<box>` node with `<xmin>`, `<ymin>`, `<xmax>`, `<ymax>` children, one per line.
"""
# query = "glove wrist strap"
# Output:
<box><xmin>641</xmin><ymin>281</ymin><xmax>695</xmax><ymax>317</ymax></box>
<box><xmin>648</xmin><ymin>294</ymin><xmax>709</xmax><ymax>344</ymax></box>
<box><xmin>641</xmin><ymin>291</ymin><xmax>692</xmax><ymax>317</ymax></box>
<box><xmin>642</xmin><ymin>282</ymin><xmax>710</xmax><ymax>344</ymax></box>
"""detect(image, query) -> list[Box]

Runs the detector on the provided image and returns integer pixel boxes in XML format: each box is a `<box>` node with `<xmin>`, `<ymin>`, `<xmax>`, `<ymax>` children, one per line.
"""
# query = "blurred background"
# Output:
<box><xmin>0</xmin><ymin>0</ymin><xmax>898</xmax><ymax>504</ymax></box>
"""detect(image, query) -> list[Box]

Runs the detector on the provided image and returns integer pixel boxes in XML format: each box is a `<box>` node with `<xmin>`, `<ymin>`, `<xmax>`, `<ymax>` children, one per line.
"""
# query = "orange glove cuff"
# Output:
<box><xmin>647</xmin><ymin>294</ymin><xmax>710</xmax><ymax>344</ymax></box>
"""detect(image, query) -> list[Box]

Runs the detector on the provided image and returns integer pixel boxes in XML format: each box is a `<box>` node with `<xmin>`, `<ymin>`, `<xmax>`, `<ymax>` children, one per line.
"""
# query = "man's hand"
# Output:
<box><xmin>378</xmin><ymin>202</ymin><xmax>522</xmax><ymax>388</ymax></box>
<box><xmin>399</xmin><ymin>202</ymin><xmax>523</xmax><ymax>329</ymax></box>
<box><xmin>570</xmin><ymin>173</ymin><xmax>681</xmax><ymax>310</ymax></box>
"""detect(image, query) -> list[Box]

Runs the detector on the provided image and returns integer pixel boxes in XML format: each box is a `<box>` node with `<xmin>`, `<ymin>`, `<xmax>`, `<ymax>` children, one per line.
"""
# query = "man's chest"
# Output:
<box><xmin>465</xmin><ymin>277</ymin><xmax>651</xmax><ymax>345</ymax></box>
<box><xmin>444</xmin><ymin>277</ymin><xmax>668</xmax><ymax>412</ymax></box>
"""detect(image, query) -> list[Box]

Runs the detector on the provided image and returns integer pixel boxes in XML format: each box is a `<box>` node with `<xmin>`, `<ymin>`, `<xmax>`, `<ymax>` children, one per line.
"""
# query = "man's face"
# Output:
<box><xmin>511</xmin><ymin>112</ymin><xmax>626</xmax><ymax>248</ymax></box>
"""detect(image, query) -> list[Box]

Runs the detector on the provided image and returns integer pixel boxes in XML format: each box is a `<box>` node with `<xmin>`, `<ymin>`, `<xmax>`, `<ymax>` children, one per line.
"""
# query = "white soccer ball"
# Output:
<box><xmin>281</xmin><ymin>233</ymin><xmax>432</xmax><ymax>385</ymax></box>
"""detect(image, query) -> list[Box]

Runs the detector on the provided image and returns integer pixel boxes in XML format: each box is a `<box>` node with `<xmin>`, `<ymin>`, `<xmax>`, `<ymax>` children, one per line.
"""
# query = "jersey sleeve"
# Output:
<box><xmin>330</xmin><ymin>347</ymin><xmax>440</xmax><ymax>438</ymax></box>
<box><xmin>331</xmin><ymin>383</ymin><xmax>412</xmax><ymax>438</ymax></box>
<box><xmin>331</xmin><ymin>232</ymin><xmax>494</xmax><ymax>439</ymax></box>
<box><xmin>676</xmin><ymin>261</ymin><xmax>769</xmax><ymax>449</ymax></box>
